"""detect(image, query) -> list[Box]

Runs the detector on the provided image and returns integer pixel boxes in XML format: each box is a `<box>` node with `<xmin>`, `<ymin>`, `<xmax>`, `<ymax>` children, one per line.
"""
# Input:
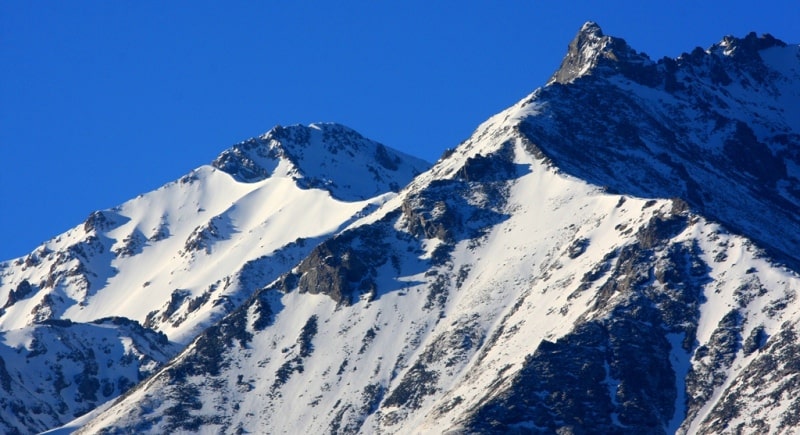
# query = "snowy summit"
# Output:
<box><xmin>1</xmin><ymin>22</ymin><xmax>799</xmax><ymax>434</ymax></box>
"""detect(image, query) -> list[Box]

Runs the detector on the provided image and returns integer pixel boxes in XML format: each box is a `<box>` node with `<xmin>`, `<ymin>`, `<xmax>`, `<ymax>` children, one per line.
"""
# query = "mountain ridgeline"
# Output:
<box><xmin>1</xmin><ymin>22</ymin><xmax>799</xmax><ymax>434</ymax></box>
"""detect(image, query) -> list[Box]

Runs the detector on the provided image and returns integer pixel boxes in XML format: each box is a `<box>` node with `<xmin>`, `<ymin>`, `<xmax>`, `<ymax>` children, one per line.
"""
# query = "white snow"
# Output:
<box><xmin>3</xmin><ymin>32</ymin><xmax>800</xmax><ymax>435</ymax></box>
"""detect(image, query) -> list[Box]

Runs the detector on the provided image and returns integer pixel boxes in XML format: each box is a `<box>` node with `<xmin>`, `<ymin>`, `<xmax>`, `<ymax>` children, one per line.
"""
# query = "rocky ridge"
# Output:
<box><xmin>76</xmin><ymin>24</ymin><xmax>800</xmax><ymax>434</ymax></box>
<box><xmin>1</xmin><ymin>22</ymin><xmax>798</xmax><ymax>434</ymax></box>
<box><xmin>0</xmin><ymin>124</ymin><xmax>428</xmax><ymax>434</ymax></box>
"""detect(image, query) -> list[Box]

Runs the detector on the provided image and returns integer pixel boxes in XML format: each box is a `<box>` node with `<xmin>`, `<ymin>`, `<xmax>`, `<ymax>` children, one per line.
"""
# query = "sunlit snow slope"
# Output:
<box><xmin>4</xmin><ymin>22</ymin><xmax>800</xmax><ymax>435</ymax></box>
<box><xmin>77</xmin><ymin>24</ymin><xmax>800</xmax><ymax>434</ymax></box>
<box><xmin>0</xmin><ymin>122</ymin><xmax>428</xmax><ymax>433</ymax></box>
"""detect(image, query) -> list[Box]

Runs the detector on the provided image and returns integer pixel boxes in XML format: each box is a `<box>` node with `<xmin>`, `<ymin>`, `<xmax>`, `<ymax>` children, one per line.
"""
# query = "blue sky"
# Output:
<box><xmin>1</xmin><ymin>1</ymin><xmax>797</xmax><ymax>260</ymax></box>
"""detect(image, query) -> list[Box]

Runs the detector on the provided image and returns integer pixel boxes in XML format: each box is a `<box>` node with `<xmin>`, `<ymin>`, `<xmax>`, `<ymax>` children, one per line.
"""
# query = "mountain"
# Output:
<box><xmin>2</xmin><ymin>22</ymin><xmax>798</xmax><ymax>434</ymax></box>
<box><xmin>542</xmin><ymin>22</ymin><xmax>800</xmax><ymax>269</ymax></box>
<box><xmin>0</xmin><ymin>123</ymin><xmax>429</xmax><ymax>433</ymax></box>
<box><xmin>58</xmin><ymin>22</ymin><xmax>800</xmax><ymax>435</ymax></box>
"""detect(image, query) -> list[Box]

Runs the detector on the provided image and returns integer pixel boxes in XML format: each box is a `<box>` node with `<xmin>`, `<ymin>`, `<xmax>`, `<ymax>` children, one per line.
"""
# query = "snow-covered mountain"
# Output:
<box><xmin>3</xmin><ymin>22</ymin><xmax>800</xmax><ymax>434</ymax></box>
<box><xmin>0</xmin><ymin>123</ymin><xmax>428</xmax><ymax>433</ymax></box>
<box><xmin>541</xmin><ymin>22</ymin><xmax>800</xmax><ymax>269</ymax></box>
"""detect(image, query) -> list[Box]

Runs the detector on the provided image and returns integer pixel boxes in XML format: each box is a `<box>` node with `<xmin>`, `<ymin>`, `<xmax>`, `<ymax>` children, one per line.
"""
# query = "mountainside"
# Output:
<box><xmin>65</xmin><ymin>23</ymin><xmax>800</xmax><ymax>435</ymax></box>
<box><xmin>0</xmin><ymin>123</ymin><xmax>428</xmax><ymax>433</ymax></box>
<box><xmin>539</xmin><ymin>22</ymin><xmax>800</xmax><ymax>268</ymax></box>
<box><xmin>2</xmin><ymin>22</ymin><xmax>799</xmax><ymax>435</ymax></box>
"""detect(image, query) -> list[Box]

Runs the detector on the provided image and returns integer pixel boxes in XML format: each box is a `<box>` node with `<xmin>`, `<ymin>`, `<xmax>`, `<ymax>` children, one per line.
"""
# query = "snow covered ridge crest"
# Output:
<box><xmin>0</xmin><ymin>122</ymin><xmax>431</xmax><ymax>433</ymax></box>
<box><xmin>74</xmin><ymin>24</ymin><xmax>800</xmax><ymax>435</ymax></box>
<box><xmin>4</xmin><ymin>22</ymin><xmax>800</xmax><ymax>434</ymax></box>
<box><xmin>211</xmin><ymin>122</ymin><xmax>429</xmax><ymax>201</ymax></box>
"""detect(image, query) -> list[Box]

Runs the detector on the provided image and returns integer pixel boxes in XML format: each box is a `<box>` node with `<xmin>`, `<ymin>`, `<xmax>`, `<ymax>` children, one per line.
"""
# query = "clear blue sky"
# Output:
<box><xmin>1</xmin><ymin>1</ymin><xmax>797</xmax><ymax>260</ymax></box>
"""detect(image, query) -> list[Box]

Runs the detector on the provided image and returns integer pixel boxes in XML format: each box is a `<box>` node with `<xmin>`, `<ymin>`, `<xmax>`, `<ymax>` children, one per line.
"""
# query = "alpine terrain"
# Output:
<box><xmin>0</xmin><ymin>124</ymin><xmax>429</xmax><ymax>433</ymax></box>
<box><xmin>2</xmin><ymin>22</ymin><xmax>799</xmax><ymax>434</ymax></box>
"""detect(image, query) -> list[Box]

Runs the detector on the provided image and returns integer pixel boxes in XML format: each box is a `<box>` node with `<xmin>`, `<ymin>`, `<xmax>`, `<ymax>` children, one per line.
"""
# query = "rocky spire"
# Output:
<box><xmin>549</xmin><ymin>21</ymin><xmax>655</xmax><ymax>85</ymax></box>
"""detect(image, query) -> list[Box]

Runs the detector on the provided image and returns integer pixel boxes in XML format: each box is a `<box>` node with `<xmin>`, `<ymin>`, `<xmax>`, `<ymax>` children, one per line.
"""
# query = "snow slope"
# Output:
<box><xmin>76</xmin><ymin>122</ymin><xmax>676</xmax><ymax>433</ymax></box>
<box><xmin>7</xmin><ymin>23</ymin><xmax>800</xmax><ymax>434</ymax></box>
<box><xmin>0</xmin><ymin>123</ymin><xmax>428</xmax><ymax>344</ymax></box>
<box><xmin>76</xmin><ymin>25</ymin><xmax>800</xmax><ymax>433</ymax></box>
<box><xmin>0</xmin><ymin>122</ymin><xmax>428</xmax><ymax>433</ymax></box>
<box><xmin>79</xmin><ymin>107</ymin><xmax>800</xmax><ymax>434</ymax></box>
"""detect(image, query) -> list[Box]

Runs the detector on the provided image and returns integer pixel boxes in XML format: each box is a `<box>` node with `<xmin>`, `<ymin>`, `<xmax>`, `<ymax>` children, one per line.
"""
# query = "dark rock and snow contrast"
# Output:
<box><xmin>2</xmin><ymin>22</ymin><xmax>799</xmax><ymax>434</ymax></box>
<box><xmin>0</xmin><ymin>123</ymin><xmax>428</xmax><ymax>434</ymax></box>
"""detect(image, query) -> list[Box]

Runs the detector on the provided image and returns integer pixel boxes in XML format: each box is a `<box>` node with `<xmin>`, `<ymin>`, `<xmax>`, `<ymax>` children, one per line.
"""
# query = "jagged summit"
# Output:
<box><xmin>536</xmin><ymin>26</ymin><xmax>800</xmax><ymax>268</ymax></box>
<box><xmin>549</xmin><ymin>21</ymin><xmax>654</xmax><ymax>85</ymax></box>
<box><xmin>550</xmin><ymin>22</ymin><xmax>794</xmax><ymax>91</ymax></box>
<box><xmin>711</xmin><ymin>31</ymin><xmax>787</xmax><ymax>58</ymax></box>
<box><xmin>212</xmin><ymin>122</ymin><xmax>429</xmax><ymax>201</ymax></box>
<box><xmin>4</xmin><ymin>25</ymin><xmax>800</xmax><ymax>435</ymax></box>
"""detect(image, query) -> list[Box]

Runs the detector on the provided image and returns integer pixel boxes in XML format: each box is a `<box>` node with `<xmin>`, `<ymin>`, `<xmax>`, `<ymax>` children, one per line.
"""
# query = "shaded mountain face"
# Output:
<box><xmin>538</xmin><ymin>22</ymin><xmax>800</xmax><ymax>268</ymax></box>
<box><xmin>0</xmin><ymin>123</ymin><xmax>429</xmax><ymax>433</ymax></box>
<box><xmin>73</xmin><ymin>24</ymin><xmax>800</xmax><ymax>435</ymax></box>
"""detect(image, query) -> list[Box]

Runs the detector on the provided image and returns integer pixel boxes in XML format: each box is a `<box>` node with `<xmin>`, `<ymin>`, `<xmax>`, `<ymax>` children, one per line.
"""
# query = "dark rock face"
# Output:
<box><xmin>3</xmin><ymin>280</ymin><xmax>34</xmax><ymax>309</ymax></box>
<box><xmin>723</xmin><ymin>121</ymin><xmax>786</xmax><ymax>185</ymax></box>
<box><xmin>520</xmin><ymin>26</ymin><xmax>800</xmax><ymax>267</ymax></box>
<box><xmin>550</xmin><ymin>21</ymin><xmax>607</xmax><ymax>84</ymax></box>
<box><xmin>694</xmin><ymin>324</ymin><xmax>800</xmax><ymax>433</ymax></box>
<box><xmin>211</xmin><ymin>138</ymin><xmax>277</xmax><ymax>182</ymax></box>
<box><xmin>182</xmin><ymin>215</ymin><xmax>233</xmax><ymax>256</ymax></box>
<box><xmin>112</xmin><ymin>230</ymin><xmax>147</xmax><ymax>257</ymax></box>
<box><xmin>683</xmin><ymin>310</ymin><xmax>743</xmax><ymax>426</ymax></box>
<box><xmin>455</xmin><ymin>146</ymin><xmax>518</xmax><ymax>182</ymax></box>
<box><xmin>83</xmin><ymin>210</ymin><xmax>129</xmax><ymax>234</ymax></box>
<box><xmin>287</xmin><ymin>217</ymin><xmax>395</xmax><ymax>305</ymax></box>
<box><xmin>375</xmin><ymin>143</ymin><xmax>401</xmax><ymax>170</ymax></box>
<box><xmin>551</xmin><ymin>21</ymin><xmax>658</xmax><ymax>87</ymax></box>
<box><xmin>403</xmin><ymin>144</ymin><xmax>520</xmax><ymax>244</ymax></box>
<box><xmin>462</xmin><ymin>208</ymin><xmax>708</xmax><ymax>434</ymax></box>
<box><xmin>742</xmin><ymin>325</ymin><xmax>768</xmax><ymax>355</ymax></box>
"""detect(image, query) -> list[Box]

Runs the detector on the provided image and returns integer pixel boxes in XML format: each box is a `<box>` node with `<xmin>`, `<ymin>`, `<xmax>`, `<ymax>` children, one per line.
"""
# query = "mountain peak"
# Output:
<box><xmin>549</xmin><ymin>21</ymin><xmax>654</xmax><ymax>85</ymax></box>
<box><xmin>548</xmin><ymin>21</ymin><xmax>613</xmax><ymax>84</ymax></box>
<box><xmin>212</xmin><ymin>123</ymin><xmax>430</xmax><ymax>201</ymax></box>
<box><xmin>578</xmin><ymin>20</ymin><xmax>603</xmax><ymax>37</ymax></box>
<box><xmin>259</xmin><ymin>122</ymin><xmax>378</xmax><ymax>162</ymax></box>
<box><xmin>7</xmin><ymin>24</ymin><xmax>800</xmax><ymax>435</ymax></box>
<box><xmin>711</xmin><ymin>31</ymin><xmax>787</xmax><ymax>58</ymax></box>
